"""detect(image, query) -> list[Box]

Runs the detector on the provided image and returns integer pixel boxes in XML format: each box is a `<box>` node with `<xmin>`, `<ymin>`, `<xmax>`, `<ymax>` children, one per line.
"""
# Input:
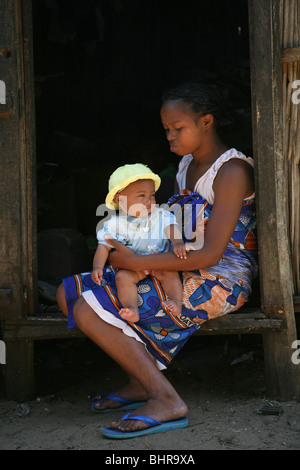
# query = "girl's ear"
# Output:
<box><xmin>202</xmin><ymin>114</ymin><xmax>214</xmax><ymax>130</ymax></box>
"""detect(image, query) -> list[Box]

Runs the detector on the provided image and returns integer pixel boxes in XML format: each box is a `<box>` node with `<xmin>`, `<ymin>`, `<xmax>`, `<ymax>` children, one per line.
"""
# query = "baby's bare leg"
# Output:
<box><xmin>154</xmin><ymin>271</ymin><xmax>182</xmax><ymax>316</ymax></box>
<box><xmin>115</xmin><ymin>269</ymin><xmax>146</xmax><ymax>322</ymax></box>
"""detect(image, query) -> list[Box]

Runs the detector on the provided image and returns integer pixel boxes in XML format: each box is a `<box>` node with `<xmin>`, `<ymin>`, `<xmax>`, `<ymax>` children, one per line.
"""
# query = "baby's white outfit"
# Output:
<box><xmin>97</xmin><ymin>206</ymin><xmax>177</xmax><ymax>255</ymax></box>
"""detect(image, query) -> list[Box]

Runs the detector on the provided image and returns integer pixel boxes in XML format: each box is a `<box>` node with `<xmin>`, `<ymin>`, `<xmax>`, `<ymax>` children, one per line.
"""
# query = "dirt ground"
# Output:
<box><xmin>1</xmin><ymin>334</ymin><xmax>300</xmax><ymax>451</ymax></box>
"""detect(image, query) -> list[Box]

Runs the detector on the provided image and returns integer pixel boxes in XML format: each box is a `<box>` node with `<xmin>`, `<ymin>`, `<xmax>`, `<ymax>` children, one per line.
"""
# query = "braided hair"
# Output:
<box><xmin>162</xmin><ymin>82</ymin><xmax>235</xmax><ymax>131</ymax></box>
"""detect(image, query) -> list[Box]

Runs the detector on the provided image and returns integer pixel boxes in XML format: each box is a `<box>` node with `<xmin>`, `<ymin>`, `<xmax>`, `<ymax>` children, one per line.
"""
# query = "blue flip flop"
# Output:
<box><xmin>102</xmin><ymin>413</ymin><xmax>188</xmax><ymax>439</ymax></box>
<box><xmin>91</xmin><ymin>392</ymin><xmax>146</xmax><ymax>414</ymax></box>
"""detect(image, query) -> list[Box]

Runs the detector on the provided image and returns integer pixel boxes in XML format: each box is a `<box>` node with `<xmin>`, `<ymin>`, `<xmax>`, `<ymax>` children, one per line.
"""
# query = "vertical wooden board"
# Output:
<box><xmin>0</xmin><ymin>0</ymin><xmax>23</xmax><ymax>318</ymax></box>
<box><xmin>20</xmin><ymin>0</ymin><xmax>38</xmax><ymax>315</ymax></box>
<box><xmin>248</xmin><ymin>0</ymin><xmax>293</xmax><ymax>316</ymax></box>
<box><xmin>280</xmin><ymin>0</ymin><xmax>300</xmax><ymax>295</ymax></box>
<box><xmin>0</xmin><ymin>0</ymin><xmax>37</xmax><ymax>318</ymax></box>
<box><xmin>248</xmin><ymin>0</ymin><xmax>280</xmax><ymax>310</ymax></box>
<box><xmin>3</xmin><ymin>339</ymin><xmax>35</xmax><ymax>402</ymax></box>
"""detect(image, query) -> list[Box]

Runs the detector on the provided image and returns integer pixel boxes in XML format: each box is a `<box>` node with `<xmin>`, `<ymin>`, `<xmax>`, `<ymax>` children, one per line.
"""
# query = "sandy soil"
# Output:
<box><xmin>1</xmin><ymin>334</ymin><xmax>300</xmax><ymax>451</ymax></box>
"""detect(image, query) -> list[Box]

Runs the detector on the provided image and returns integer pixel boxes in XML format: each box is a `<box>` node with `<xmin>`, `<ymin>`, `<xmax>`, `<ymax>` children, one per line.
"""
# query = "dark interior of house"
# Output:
<box><xmin>32</xmin><ymin>0</ymin><xmax>252</xmax><ymax>293</ymax></box>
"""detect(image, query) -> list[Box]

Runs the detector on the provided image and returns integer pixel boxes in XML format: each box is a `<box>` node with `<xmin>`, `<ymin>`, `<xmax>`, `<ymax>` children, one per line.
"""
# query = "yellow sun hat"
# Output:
<box><xmin>105</xmin><ymin>163</ymin><xmax>161</xmax><ymax>209</ymax></box>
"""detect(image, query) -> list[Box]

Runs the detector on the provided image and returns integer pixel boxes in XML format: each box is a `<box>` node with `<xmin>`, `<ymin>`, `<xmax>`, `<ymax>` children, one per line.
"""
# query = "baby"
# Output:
<box><xmin>91</xmin><ymin>163</ymin><xmax>186</xmax><ymax>322</ymax></box>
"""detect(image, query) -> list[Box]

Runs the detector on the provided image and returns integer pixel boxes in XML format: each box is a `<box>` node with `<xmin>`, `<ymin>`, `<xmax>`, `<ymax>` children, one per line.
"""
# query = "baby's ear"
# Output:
<box><xmin>114</xmin><ymin>193</ymin><xmax>120</xmax><ymax>204</ymax></box>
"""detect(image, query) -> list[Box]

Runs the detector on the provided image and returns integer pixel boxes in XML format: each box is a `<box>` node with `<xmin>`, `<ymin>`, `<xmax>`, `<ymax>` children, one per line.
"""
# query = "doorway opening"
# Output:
<box><xmin>32</xmin><ymin>0</ymin><xmax>252</xmax><ymax>306</ymax></box>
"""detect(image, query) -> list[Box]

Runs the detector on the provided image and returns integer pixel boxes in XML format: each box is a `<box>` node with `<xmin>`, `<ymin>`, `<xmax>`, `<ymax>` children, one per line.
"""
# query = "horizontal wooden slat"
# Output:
<box><xmin>281</xmin><ymin>46</ymin><xmax>300</xmax><ymax>63</ymax></box>
<box><xmin>3</xmin><ymin>315</ymin><xmax>84</xmax><ymax>340</ymax></box>
<box><xmin>3</xmin><ymin>309</ymin><xmax>285</xmax><ymax>340</ymax></box>
<box><xmin>195</xmin><ymin>310</ymin><xmax>284</xmax><ymax>335</ymax></box>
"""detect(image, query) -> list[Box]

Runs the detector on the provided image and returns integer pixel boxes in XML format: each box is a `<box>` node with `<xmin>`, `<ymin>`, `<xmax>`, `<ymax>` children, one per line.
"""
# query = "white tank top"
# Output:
<box><xmin>176</xmin><ymin>148</ymin><xmax>255</xmax><ymax>205</ymax></box>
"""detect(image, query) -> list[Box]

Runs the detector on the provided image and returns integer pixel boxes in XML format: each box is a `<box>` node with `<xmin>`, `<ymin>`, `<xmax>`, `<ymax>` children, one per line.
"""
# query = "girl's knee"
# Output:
<box><xmin>73</xmin><ymin>296</ymin><xmax>102</xmax><ymax>331</ymax></box>
<box><xmin>73</xmin><ymin>296</ymin><xmax>86</xmax><ymax>324</ymax></box>
<box><xmin>56</xmin><ymin>283</ymin><xmax>68</xmax><ymax>317</ymax></box>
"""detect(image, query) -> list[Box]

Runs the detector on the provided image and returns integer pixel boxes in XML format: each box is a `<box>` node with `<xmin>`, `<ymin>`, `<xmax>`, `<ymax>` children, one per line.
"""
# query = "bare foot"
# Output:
<box><xmin>110</xmin><ymin>395</ymin><xmax>188</xmax><ymax>433</ymax></box>
<box><xmin>93</xmin><ymin>382</ymin><xmax>148</xmax><ymax>412</ymax></box>
<box><xmin>119</xmin><ymin>306</ymin><xmax>140</xmax><ymax>322</ymax></box>
<box><xmin>162</xmin><ymin>299</ymin><xmax>182</xmax><ymax>317</ymax></box>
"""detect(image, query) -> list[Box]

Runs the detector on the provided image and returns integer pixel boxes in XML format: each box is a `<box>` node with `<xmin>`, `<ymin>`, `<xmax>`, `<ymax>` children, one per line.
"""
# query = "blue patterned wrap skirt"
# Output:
<box><xmin>63</xmin><ymin>191</ymin><xmax>258</xmax><ymax>369</ymax></box>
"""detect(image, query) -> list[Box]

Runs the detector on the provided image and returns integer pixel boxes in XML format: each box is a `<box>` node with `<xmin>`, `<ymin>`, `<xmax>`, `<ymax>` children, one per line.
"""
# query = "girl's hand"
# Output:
<box><xmin>106</xmin><ymin>238</ymin><xmax>137</xmax><ymax>269</ymax></box>
<box><xmin>173</xmin><ymin>241</ymin><xmax>187</xmax><ymax>259</ymax></box>
<box><xmin>91</xmin><ymin>268</ymin><xmax>103</xmax><ymax>285</ymax></box>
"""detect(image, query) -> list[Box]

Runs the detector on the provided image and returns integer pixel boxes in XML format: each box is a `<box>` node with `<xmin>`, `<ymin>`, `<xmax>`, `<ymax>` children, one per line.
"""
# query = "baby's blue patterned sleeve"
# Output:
<box><xmin>96</xmin><ymin>216</ymin><xmax>127</xmax><ymax>248</ymax></box>
<box><xmin>96</xmin><ymin>217</ymin><xmax>120</xmax><ymax>248</ymax></box>
<box><xmin>96</xmin><ymin>224</ymin><xmax>115</xmax><ymax>248</ymax></box>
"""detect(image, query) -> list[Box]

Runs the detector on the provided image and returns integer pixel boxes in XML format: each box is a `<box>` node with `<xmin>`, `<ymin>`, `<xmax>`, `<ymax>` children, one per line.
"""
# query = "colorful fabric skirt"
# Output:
<box><xmin>63</xmin><ymin>265</ymin><xmax>248</xmax><ymax>369</ymax></box>
<box><xmin>63</xmin><ymin>190</ymin><xmax>256</xmax><ymax>369</ymax></box>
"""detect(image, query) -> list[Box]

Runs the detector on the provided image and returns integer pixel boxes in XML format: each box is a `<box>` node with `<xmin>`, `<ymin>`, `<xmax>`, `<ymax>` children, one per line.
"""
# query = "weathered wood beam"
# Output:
<box><xmin>294</xmin><ymin>295</ymin><xmax>300</xmax><ymax>312</ymax></box>
<box><xmin>0</xmin><ymin>0</ymin><xmax>37</xmax><ymax>319</ymax></box>
<box><xmin>281</xmin><ymin>47</ymin><xmax>300</xmax><ymax>63</ymax></box>
<box><xmin>3</xmin><ymin>310</ymin><xmax>284</xmax><ymax>340</ymax></box>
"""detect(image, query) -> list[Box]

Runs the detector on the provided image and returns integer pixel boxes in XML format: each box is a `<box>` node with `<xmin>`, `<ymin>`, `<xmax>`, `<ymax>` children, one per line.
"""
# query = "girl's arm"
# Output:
<box><xmin>174</xmin><ymin>178</ymin><xmax>179</xmax><ymax>193</ymax></box>
<box><xmin>109</xmin><ymin>160</ymin><xmax>253</xmax><ymax>272</ymax></box>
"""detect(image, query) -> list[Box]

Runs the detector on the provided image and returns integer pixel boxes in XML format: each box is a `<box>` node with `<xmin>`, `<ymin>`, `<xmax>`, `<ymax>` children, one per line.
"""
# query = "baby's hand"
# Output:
<box><xmin>91</xmin><ymin>268</ymin><xmax>103</xmax><ymax>285</ymax></box>
<box><xmin>173</xmin><ymin>241</ymin><xmax>187</xmax><ymax>259</ymax></box>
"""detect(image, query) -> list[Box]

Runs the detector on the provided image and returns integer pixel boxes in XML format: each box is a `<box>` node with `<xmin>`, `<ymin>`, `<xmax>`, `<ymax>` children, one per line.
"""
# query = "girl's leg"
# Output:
<box><xmin>154</xmin><ymin>271</ymin><xmax>183</xmax><ymax>316</ymax></box>
<box><xmin>115</xmin><ymin>269</ymin><xmax>145</xmax><ymax>322</ymax></box>
<box><xmin>73</xmin><ymin>296</ymin><xmax>188</xmax><ymax>432</ymax></box>
<box><xmin>56</xmin><ymin>282</ymin><xmax>147</xmax><ymax>411</ymax></box>
<box><xmin>93</xmin><ymin>375</ymin><xmax>148</xmax><ymax>412</ymax></box>
<box><xmin>56</xmin><ymin>282</ymin><xmax>68</xmax><ymax>317</ymax></box>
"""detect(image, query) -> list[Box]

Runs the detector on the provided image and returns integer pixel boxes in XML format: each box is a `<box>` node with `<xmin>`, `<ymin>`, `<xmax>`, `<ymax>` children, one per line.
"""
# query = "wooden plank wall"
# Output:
<box><xmin>248</xmin><ymin>0</ymin><xmax>293</xmax><ymax>318</ymax></box>
<box><xmin>0</xmin><ymin>0</ymin><xmax>37</xmax><ymax>319</ymax></box>
<box><xmin>280</xmin><ymin>0</ymin><xmax>300</xmax><ymax>296</ymax></box>
<box><xmin>249</xmin><ymin>0</ymin><xmax>300</xmax><ymax>399</ymax></box>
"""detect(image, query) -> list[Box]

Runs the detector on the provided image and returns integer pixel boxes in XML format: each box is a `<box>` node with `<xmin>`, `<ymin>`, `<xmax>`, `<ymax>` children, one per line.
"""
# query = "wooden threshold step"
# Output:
<box><xmin>196</xmin><ymin>310</ymin><xmax>285</xmax><ymax>335</ymax></box>
<box><xmin>3</xmin><ymin>314</ymin><xmax>84</xmax><ymax>340</ymax></box>
<box><xmin>3</xmin><ymin>309</ymin><xmax>285</xmax><ymax>340</ymax></box>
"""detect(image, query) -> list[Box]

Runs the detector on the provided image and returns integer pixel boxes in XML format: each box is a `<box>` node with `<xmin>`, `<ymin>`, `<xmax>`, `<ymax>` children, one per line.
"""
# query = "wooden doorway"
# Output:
<box><xmin>0</xmin><ymin>0</ymin><xmax>299</xmax><ymax>401</ymax></box>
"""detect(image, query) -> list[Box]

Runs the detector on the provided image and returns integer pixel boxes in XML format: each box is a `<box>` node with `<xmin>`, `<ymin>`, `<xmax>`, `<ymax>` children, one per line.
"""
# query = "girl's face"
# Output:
<box><xmin>160</xmin><ymin>99</ymin><xmax>210</xmax><ymax>157</ymax></box>
<box><xmin>115</xmin><ymin>179</ymin><xmax>156</xmax><ymax>217</ymax></box>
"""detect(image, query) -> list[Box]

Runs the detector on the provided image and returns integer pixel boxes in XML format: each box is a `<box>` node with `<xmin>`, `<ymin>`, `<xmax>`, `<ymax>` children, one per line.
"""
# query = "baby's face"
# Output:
<box><xmin>116</xmin><ymin>179</ymin><xmax>156</xmax><ymax>217</ymax></box>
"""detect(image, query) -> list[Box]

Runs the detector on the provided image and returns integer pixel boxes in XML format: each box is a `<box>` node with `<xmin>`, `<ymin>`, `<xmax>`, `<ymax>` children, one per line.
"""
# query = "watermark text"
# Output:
<box><xmin>0</xmin><ymin>80</ymin><xmax>6</xmax><ymax>104</ymax></box>
<box><xmin>291</xmin><ymin>340</ymin><xmax>300</xmax><ymax>365</ymax></box>
<box><xmin>0</xmin><ymin>340</ymin><xmax>6</xmax><ymax>364</ymax></box>
<box><xmin>292</xmin><ymin>80</ymin><xmax>300</xmax><ymax>105</ymax></box>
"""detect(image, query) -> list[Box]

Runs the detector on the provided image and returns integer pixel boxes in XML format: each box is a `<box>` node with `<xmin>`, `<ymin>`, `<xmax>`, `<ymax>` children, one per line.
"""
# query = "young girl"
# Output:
<box><xmin>92</xmin><ymin>163</ymin><xmax>186</xmax><ymax>322</ymax></box>
<box><xmin>56</xmin><ymin>82</ymin><xmax>257</xmax><ymax>439</ymax></box>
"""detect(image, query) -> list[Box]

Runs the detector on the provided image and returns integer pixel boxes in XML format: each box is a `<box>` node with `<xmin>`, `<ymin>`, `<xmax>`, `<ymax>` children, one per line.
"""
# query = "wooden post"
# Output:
<box><xmin>0</xmin><ymin>0</ymin><xmax>37</xmax><ymax>320</ymax></box>
<box><xmin>248</xmin><ymin>0</ymin><xmax>300</xmax><ymax>399</ymax></box>
<box><xmin>0</xmin><ymin>0</ymin><xmax>37</xmax><ymax>401</ymax></box>
<box><xmin>3</xmin><ymin>339</ymin><xmax>35</xmax><ymax>402</ymax></box>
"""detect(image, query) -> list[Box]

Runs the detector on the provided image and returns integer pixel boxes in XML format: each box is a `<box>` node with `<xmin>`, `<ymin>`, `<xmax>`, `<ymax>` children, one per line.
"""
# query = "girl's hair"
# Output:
<box><xmin>162</xmin><ymin>82</ymin><xmax>235</xmax><ymax>130</ymax></box>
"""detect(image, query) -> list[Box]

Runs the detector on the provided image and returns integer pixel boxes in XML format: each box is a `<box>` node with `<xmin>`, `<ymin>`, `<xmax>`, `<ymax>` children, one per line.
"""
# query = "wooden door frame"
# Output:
<box><xmin>1</xmin><ymin>0</ymin><xmax>299</xmax><ymax>402</ymax></box>
<box><xmin>0</xmin><ymin>0</ymin><xmax>37</xmax><ymax>320</ymax></box>
<box><xmin>248</xmin><ymin>0</ymin><xmax>300</xmax><ymax>399</ymax></box>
